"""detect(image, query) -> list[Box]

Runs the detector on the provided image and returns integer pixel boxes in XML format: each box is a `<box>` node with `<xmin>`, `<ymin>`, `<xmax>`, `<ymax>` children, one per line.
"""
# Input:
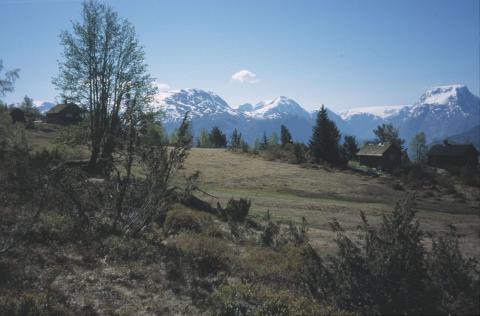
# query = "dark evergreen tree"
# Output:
<box><xmin>261</xmin><ymin>131</ymin><xmax>269</xmax><ymax>150</ymax></box>
<box><xmin>373</xmin><ymin>123</ymin><xmax>405</xmax><ymax>149</ymax></box>
<box><xmin>309</xmin><ymin>105</ymin><xmax>341</xmax><ymax>164</ymax></box>
<box><xmin>280</xmin><ymin>125</ymin><xmax>293</xmax><ymax>146</ymax></box>
<box><xmin>209</xmin><ymin>126</ymin><xmax>227</xmax><ymax>148</ymax></box>
<box><xmin>342</xmin><ymin>135</ymin><xmax>359</xmax><ymax>161</ymax></box>
<box><xmin>230</xmin><ymin>128</ymin><xmax>242</xmax><ymax>149</ymax></box>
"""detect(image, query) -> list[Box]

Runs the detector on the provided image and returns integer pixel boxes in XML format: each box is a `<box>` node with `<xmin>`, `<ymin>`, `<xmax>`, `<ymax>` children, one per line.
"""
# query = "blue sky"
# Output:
<box><xmin>0</xmin><ymin>0</ymin><xmax>478</xmax><ymax>112</ymax></box>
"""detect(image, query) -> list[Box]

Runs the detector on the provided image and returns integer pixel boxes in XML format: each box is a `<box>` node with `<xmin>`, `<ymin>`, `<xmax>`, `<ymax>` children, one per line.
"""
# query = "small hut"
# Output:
<box><xmin>357</xmin><ymin>142</ymin><xmax>402</xmax><ymax>172</ymax></box>
<box><xmin>46</xmin><ymin>103</ymin><xmax>82</xmax><ymax>125</ymax></box>
<box><xmin>427</xmin><ymin>141</ymin><xmax>478</xmax><ymax>169</ymax></box>
<box><xmin>9</xmin><ymin>107</ymin><xmax>26</xmax><ymax>124</ymax></box>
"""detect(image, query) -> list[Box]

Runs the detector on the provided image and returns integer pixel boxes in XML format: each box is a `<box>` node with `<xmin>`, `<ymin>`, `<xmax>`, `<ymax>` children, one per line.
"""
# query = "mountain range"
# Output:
<box><xmin>155</xmin><ymin>84</ymin><xmax>480</xmax><ymax>145</ymax></box>
<box><xmin>29</xmin><ymin>84</ymin><xmax>480</xmax><ymax>147</ymax></box>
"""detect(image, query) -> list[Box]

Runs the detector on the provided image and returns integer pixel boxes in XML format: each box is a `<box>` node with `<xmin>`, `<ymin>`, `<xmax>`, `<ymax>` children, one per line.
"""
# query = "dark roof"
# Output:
<box><xmin>357</xmin><ymin>143</ymin><xmax>394</xmax><ymax>156</ymax></box>
<box><xmin>428</xmin><ymin>143</ymin><xmax>478</xmax><ymax>157</ymax></box>
<box><xmin>46</xmin><ymin>103</ymin><xmax>80</xmax><ymax>114</ymax></box>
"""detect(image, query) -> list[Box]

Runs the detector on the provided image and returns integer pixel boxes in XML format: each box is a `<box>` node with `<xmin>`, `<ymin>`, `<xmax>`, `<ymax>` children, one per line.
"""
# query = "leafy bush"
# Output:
<box><xmin>218</xmin><ymin>198</ymin><xmax>251</xmax><ymax>222</ymax></box>
<box><xmin>326</xmin><ymin>198</ymin><xmax>480</xmax><ymax>315</ymax></box>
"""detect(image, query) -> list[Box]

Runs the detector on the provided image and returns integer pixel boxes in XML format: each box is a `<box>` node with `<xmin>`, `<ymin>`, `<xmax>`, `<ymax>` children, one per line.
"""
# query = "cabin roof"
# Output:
<box><xmin>46</xmin><ymin>103</ymin><xmax>79</xmax><ymax>114</ymax></box>
<box><xmin>357</xmin><ymin>142</ymin><xmax>394</xmax><ymax>157</ymax></box>
<box><xmin>428</xmin><ymin>143</ymin><xmax>478</xmax><ymax>157</ymax></box>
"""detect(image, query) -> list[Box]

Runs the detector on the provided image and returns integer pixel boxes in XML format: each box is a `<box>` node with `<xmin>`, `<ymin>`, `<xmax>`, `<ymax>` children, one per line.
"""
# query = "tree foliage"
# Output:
<box><xmin>280</xmin><ymin>125</ymin><xmax>293</xmax><ymax>146</ymax></box>
<box><xmin>409</xmin><ymin>132</ymin><xmax>428</xmax><ymax>163</ymax></box>
<box><xmin>0</xmin><ymin>60</ymin><xmax>20</xmax><ymax>98</ymax></box>
<box><xmin>209</xmin><ymin>126</ymin><xmax>227</xmax><ymax>148</ymax></box>
<box><xmin>309</xmin><ymin>105</ymin><xmax>341</xmax><ymax>164</ymax></box>
<box><xmin>373</xmin><ymin>123</ymin><xmax>405</xmax><ymax>149</ymax></box>
<box><xmin>342</xmin><ymin>135</ymin><xmax>359</xmax><ymax>162</ymax></box>
<box><xmin>53</xmin><ymin>0</ymin><xmax>157</xmax><ymax>173</ymax></box>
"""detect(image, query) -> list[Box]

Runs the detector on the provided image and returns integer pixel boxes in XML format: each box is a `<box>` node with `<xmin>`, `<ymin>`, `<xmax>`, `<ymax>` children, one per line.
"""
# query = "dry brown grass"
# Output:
<box><xmin>180</xmin><ymin>148</ymin><xmax>480</xmax><ymax>258</ymax></box>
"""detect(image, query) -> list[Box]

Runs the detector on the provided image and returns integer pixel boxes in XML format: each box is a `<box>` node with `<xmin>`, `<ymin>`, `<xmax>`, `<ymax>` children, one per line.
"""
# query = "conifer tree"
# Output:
<box><xmin>280</xmin><ymin>124</ymin><xmax>293</xmax><ymax>146</ymax></box>
<box><xmin>209</xmin><ymin>126</ymin><xmax>227</xmax><ymax>148</ymax></box>
<box><xmin>309</xmin><ymin>105</ymin><xmax>341</xmax><ymax>164</ymax></box>
<box><xmin>261</xmin><ymin>131</ymin><xmax>269</xmax><ymax>150</ymax></box>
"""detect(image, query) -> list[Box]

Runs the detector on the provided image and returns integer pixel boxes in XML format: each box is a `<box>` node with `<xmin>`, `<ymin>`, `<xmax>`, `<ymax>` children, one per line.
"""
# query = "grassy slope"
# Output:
<box><xmin>181</xmin><ymin>148</ymin><xmax>480</xmax><ymax>257</ymax></box>
<box><xmin>24</xmin><ymin>128</ymin><xmax>480</xmax><ymax>257</ymax></box>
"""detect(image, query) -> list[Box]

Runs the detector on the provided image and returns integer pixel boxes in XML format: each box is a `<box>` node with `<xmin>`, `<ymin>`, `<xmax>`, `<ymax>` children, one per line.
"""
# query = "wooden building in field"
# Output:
<box><xmin>9</xmin><ymin>107</ymin><xmax>26</xmax><ymax>124</ymax></box>
<box><xmin>46</xmin><ymin>103</ymin><xmax>82</xmax><ymax>125</ymax></box>
<box><xmin>427</xmin><ymin>141</ymin><xmax>478</xmax><ymax>169</ymax></box>
<box><xmin>357</xmin><ymin>142</ymin><xmax>402</xmax><ymax>172</ymax></box>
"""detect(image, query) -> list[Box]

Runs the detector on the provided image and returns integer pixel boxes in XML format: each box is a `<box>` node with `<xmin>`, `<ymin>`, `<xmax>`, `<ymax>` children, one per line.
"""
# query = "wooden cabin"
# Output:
<box><xmin>427</xmin><ymin>141</ymin><xmax>478</xmax><ymax>169</ymax></box>
<box><xmin>357</xmin><ymin>142</ymin><xmax>402</xmax><ymax>172</ymax></box>
<box><xmin>46</xmin><ymin>103</ymin><xmax>82</xmax><ymax>125</ymax></box>
<box><xmin>9</xmin><ymin>107</ymin><xmax>26</xmax><ymax>124</ymax></box>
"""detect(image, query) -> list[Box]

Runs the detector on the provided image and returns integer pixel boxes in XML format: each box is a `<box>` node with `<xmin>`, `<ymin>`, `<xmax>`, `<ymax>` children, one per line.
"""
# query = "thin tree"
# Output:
<box><xmin>261</xmin><ymin>131</ymin><xmax>268</xmax><ymax>150</ymax></box>
<box><xmin>409</xmin><ymin>132</ymin><xmax>428</xmax><ymax>163</ymax></box>
<box><xmin>230</xmin><ymin>128</ymin><xmax>242</xmax><ymax>149</ymax></box>
<box><xmin>269</xmin><ymin>131</ymin><xmax>279</xmax><ymax>145</ymax></box>
<box><xmin>53</xmin><ymin>0</ymin><xmax>157</xmax><ymax>173</ymax></box>
<box><xmin>309</xmin><ymin>105</ymin><xmax>341</xmax><ymax>164</ymax></box>
<box><xmin>280</xmin><ymin>124</ymin><xmax>293</xmax><ymax>146</ymax></box>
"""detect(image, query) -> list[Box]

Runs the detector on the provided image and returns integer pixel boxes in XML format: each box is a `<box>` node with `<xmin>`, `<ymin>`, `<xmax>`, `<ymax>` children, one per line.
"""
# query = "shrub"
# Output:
<box><xmin>0</xmin><ymin>292</ymin><xmax>69</xmax><ymax>316</ymax></box>
<box><xmin>164</xmin><ymin>208</ymin><xmax>211</xmax><ymax>235</ymax></box>
<box><xmin>428</xmin><ymin>226</ymin><xmax>480</xmax><ymax>315</ymax></box>
<box><xmin>212</xmin><ymin>282</ymin><xmax>346</xmax><ymax>316</ymax></box>
<box><xmin>218</xmin><ymin>198</ymin><xmax>250</xmax><ymax>222</ymax></box>
<box><xmin>169</xmin><ymin>233</ymin><xmax>232</xmax><ymax>276</ymax></box>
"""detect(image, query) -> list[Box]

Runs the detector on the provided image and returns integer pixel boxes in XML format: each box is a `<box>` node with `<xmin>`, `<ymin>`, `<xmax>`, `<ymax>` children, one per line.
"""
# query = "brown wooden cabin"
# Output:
<box><xmin>427</xmin><ymin>141</ymin><xmax>478</xmax><ymax>169</ymax></box>
<box><xmin>46</xmin><ymin>103</ymin><xmax>82</xmax><ymax>125</ymax></box>
<box><xmin>9</xmin><ymin>107</ymin><xmax>26</xmax><ymax>124</ymax></box>
<box><xmin>357</xmin><ymin>142</ymin><xmax>402</xmax><ymax>172</ymax></box>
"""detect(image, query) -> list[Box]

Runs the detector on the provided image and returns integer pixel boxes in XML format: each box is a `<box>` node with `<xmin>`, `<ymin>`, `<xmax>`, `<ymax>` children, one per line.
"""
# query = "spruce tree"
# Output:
<box><xmin>309</xmin><ymin>105</ymin><xmax>341</xmax><ymax>164</ymax></box>
<box><xmin>261</xmin><ymin>131</ymin><xmax>269</xmax><ymax>150</ymax></box>
<box><xmin>280</xmin><ymin>125</ymin><xmax>293</xmax><ymax>146</ymax></box>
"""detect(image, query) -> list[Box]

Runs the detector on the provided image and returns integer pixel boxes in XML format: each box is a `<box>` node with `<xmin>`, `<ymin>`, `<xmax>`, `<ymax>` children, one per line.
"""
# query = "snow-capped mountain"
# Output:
<box><xmin>155</xmin><ymin>88</ymin><xmax>239</xmax><ymax>123</ymax></box>
<box><xmin>389</xmin><ymin>85</ymin><xmax>480</xmax><ymax>142</ymax></box>
<box><xmin>156</xmin><ymin>85</ymin><xmax>479</xmax><ymax>144</ymax></box>
<box><xmin>244</xmin><ymin>96</ymin><xmax>311</xmax><ymax>120</ymax></box>
<box><xmin>33</xmin><ymin>100</ymin><xmax>55</xmax><ymax>113</ymax></box>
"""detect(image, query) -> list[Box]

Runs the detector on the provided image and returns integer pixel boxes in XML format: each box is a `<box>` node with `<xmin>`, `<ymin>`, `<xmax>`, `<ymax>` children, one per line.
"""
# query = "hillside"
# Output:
<box><xmin>182</xmin><ymin>149</ymin><xmax>480</xmax><ymax>257</ymax></box>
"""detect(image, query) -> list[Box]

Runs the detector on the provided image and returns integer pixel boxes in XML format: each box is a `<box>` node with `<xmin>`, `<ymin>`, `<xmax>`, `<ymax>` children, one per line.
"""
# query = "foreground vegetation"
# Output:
<box><xmin>1</xmin><ymin>118</ymin><xmax>479</xmax><ymax>315</ymax></box>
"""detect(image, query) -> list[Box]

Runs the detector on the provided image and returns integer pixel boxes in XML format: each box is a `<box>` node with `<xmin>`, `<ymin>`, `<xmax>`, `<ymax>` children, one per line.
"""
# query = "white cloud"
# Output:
<box><xmin>231</xmin><ymin>69</ymin><xmax>258</xmax><ymax>83</ymax></box>
<box><xmin>155</xmin><ymin>82</ymin><xmax>171</xmax><ymax>92</ymax></box>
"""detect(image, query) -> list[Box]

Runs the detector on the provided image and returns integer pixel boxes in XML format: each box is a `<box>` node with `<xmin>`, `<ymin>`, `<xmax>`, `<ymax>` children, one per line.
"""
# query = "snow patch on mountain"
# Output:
<box><xmin>340</xmin><ymin>105</ymin><xmax>407</xmax><ymax>120</ymax></box>
<box><xmin>244</xmin><ymin>96</ymin><xmax>310</xmax><ymax>119</ymax></box>
<box><xmin>155</xmin><ymin>88</ymin><xmax>239</xmax><ymax>122</ymax></box>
